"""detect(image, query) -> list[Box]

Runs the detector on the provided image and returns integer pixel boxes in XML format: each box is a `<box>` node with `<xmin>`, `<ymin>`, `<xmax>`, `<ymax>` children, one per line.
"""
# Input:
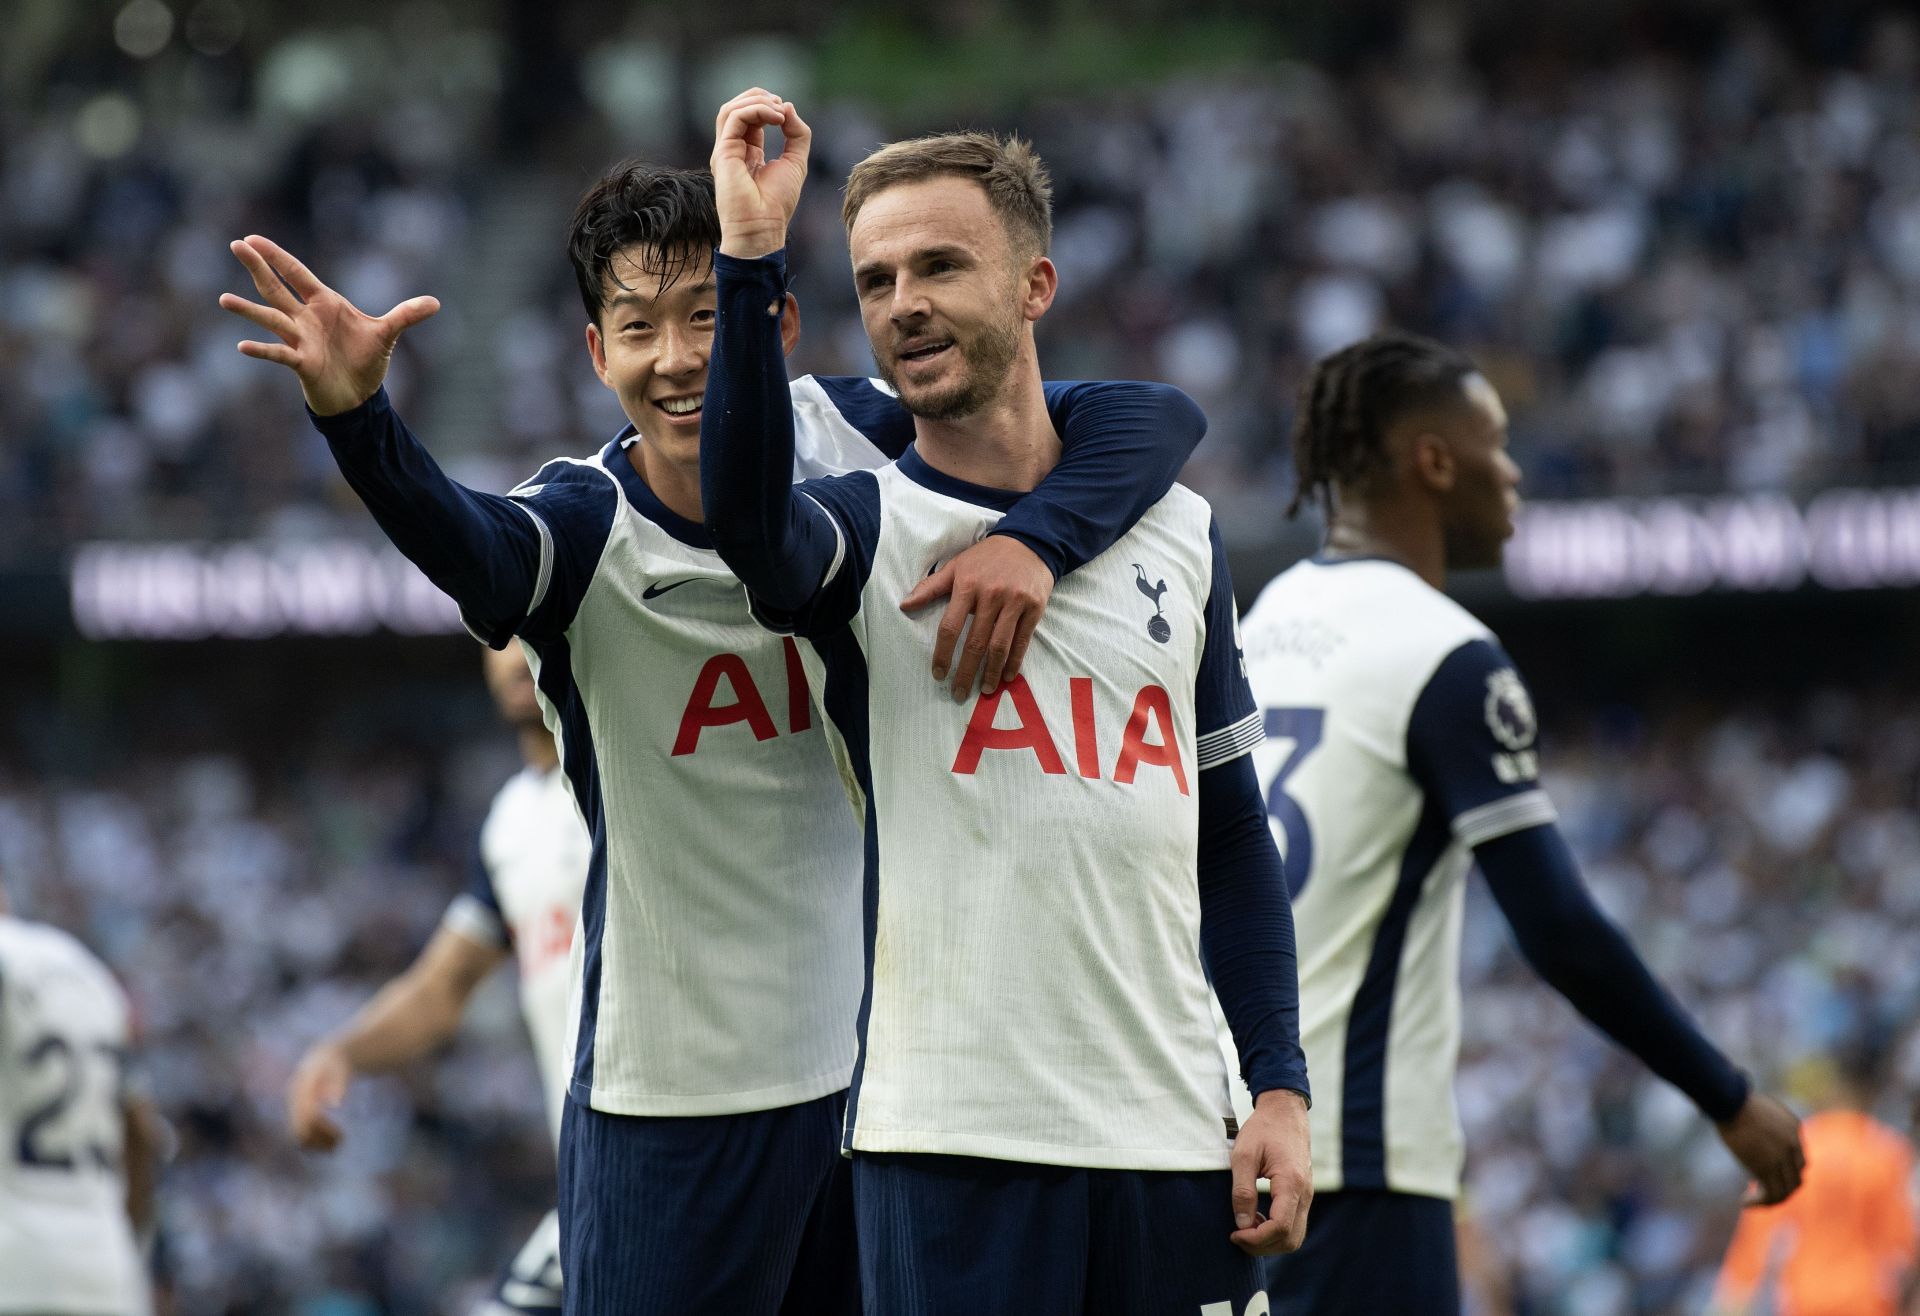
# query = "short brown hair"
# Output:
<box><xmin>842</xmin><ymin>131</ymin><xmax>1053</xmax><ymax>259</ymax></box>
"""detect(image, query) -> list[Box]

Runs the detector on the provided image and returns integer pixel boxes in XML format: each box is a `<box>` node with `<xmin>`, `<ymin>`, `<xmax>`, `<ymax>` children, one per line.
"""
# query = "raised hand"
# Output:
<box><xmin>710</xmin><ymin>88</ymin><xmax>812</xmax><ymax>260</ymax></box>
<box><xmin>218</xmin><ymin>235</ymin><xmax>440</xmax><ymax>417</ymax></box>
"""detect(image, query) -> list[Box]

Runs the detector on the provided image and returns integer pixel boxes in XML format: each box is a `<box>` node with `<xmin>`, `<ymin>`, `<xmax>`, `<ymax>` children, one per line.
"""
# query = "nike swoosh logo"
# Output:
<box><xmin>642</xmin><ymin>580</ymin><xmax>695</xmax><ymax>599</ymax></box>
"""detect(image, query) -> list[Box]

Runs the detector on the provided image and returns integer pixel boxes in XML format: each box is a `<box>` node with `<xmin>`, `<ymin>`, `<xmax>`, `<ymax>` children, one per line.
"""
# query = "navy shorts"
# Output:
<box><xmin>558</xmin><ymin>1090</ymin><xmax>856</xmax><ymax>1316</ymax></box>
<box><xmin>853</xmin><ymin>1153</ymin><xmax>1262</xmax><ymax>1316</ymax></box>
<box><xmin>1265</xmin><ymin>1189</ymin><xmax>1458</xmax><ymax>1316</ymax></box>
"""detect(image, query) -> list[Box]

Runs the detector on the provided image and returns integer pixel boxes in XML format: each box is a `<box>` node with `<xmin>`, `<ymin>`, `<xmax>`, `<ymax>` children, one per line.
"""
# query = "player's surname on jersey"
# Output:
<box><xmin>20</xmin><ymin>5</ymin><xmax>1920</xmax><ymax>1316</ymax></box>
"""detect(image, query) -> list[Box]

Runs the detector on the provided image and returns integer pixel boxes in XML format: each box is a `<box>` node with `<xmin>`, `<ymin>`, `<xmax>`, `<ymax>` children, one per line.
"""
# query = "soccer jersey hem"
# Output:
<box><xmin>849</xmin><ymin>1127</ymin><xmax>1233</xmax><ymax>1171</ymax></box>
<box><xmin>1314</xmin><ymin>1166</ymin><xmax>1461</xmax><ymax>1201</ymax></box>
<box><xmin>570</xmin><ymin>1064</ymin><xmax>852</xmax><ymax>1118</ymax></box>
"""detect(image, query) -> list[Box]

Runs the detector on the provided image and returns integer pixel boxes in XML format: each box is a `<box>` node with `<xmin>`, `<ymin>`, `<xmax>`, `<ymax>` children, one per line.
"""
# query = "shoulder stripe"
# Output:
<box><xmin>1454</xmin><ymin>790</ymin><xmax>1558</xmax><ymax>848</ymax></box>
<box><xmin>797</xmin><ymin>489</ymin><xmax>848</xmax><ymax>590</ymax></box>
<box><xmin>1197</xmin><ymin>710</ymin><xmax>1264</xmax><ymax>770</ymax></box>
<box><xmin>512</xmin><ymin>501</ymin><xmax>556</xmax><ymax>616</ymax></box>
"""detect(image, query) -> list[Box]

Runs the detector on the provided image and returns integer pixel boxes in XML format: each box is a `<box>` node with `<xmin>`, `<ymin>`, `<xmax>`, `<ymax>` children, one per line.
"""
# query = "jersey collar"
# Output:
<box><xmin>602</xmin><ymin>432</ymin><xmax>713</xmax><ymax>549</ymax></box>
<box><xmin>896</xmin><ymin>444</ymin><xmax>1024</xmax><ymax>512</ymax></box>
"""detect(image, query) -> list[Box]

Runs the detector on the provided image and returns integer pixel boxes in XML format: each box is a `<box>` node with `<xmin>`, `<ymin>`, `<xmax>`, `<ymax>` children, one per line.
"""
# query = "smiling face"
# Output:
<box><xmin>583</xmin><ymin>244</ymin><xmax>719</xmax><ymax>467</ymax></box>
<box><xmin>848</xmin><ymin>176</ymin><xmax>1049</xmax><ymax>421</ymax></box>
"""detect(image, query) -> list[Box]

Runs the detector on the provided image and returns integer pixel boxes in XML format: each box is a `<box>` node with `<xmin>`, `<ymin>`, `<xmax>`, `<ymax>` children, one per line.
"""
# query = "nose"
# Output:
<box><xmin>656</xmin><ymin>320</ymin><xmax>705</xmax><ymax>380</ymax></box>
<box><xmin>1501</xmin><ymin>451</ymin><xmax>1522</xmax><ymax>490</ymax></box>
<box><xmin>889</xmin><ymin>274</ymin><xmax>931</xmax><ymax>328</ymax></box>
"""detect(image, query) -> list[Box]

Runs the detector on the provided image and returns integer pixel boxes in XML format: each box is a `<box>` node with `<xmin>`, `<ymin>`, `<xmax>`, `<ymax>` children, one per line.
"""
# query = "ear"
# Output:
<box><xmin>1021</xmin><ymin>256</ymin><xmax>1058</xmax><ymax>324</ymax></box>
<box><xmin>584</xmin><ymin>322</ymin><xmax>611</xmax><ymax>387</ymax></box>
<box><xmin>779</xmin><ymin>292</ymin><xmax>802</xmax><ymax>357</ymax></box>
<box><xmin>1410</xmin><ymin>431</ymin><xmax>1456</xmax><ymax>493</ymax></box>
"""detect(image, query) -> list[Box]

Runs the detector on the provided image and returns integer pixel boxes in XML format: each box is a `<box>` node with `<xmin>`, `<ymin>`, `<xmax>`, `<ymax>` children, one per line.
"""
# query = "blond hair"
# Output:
<box><xmin>842</xmin><ymin>131</ymin><xmax>1053</xmax><ymax>258</ymax></box>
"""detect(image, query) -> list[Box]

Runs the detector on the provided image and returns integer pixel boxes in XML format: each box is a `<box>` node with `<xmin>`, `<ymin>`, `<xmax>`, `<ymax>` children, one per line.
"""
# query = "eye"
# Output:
<box><xmin>928</xmin><ymin>259</ymin><xmax>957</xmax><ymax>275</ymax></box>
<box><xmin>623</xmin><ymin>320</ymin><xmax>652</xmax><ymax>334</ymax></box>
<box><xmin>691</xmin><ymin>308</ymin><xmax>716</xmax><ymax>325</ymax></box>
<box><xmin>860</xmin><ymin>274</ymin><xmax>893</xmax><ymax>297</ymax></box>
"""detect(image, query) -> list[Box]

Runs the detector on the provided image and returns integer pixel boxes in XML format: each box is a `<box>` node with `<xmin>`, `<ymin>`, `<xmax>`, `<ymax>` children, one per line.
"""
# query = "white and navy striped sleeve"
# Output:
<box><xmin>1194</xmin><ymin>517</ymin><xmax>1262</xmax><ymax>771</ymax></box>
<box><xmin>1405</xmin><ymin>638</ymin><xmax>1558</xmax><ymax>846</ymax></box>
<box><xmin>441</xmin><ymin>846</ymin><xmax>511</xmax><ymax>951</ymax></box>
<box><xmin>310</xmin><ymin>389</ymin><xmax>617</xmax><ymax>647</ymax></box>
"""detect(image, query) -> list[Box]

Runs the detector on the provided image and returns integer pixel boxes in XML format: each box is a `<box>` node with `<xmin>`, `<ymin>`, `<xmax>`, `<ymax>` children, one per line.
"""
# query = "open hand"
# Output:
<box><xmin>710</xmin><ymin>88</ymin><xmax>811</xmax><ymax>260</ymax></box>
<box><xmin>900</xmin><ymin>535</ymin><xmax>1055</xmax><ymax>702</ymax></box>
<box><xmin>1717</xmin><ymin>1091</ymin><xmax>1805</xmax><ymax>1206</ymax></box>
<box><xmin>218</xmin><ymin>235</ymin><xmax>439</xmax><ymax>416</ymax></box>
<box><xmin>286</xmin><ymin>1041</ymin><xmax>353</xmax><ymax>1153</ymax></box>
<box><xmin>1230</xmin><ymin>1088</ymin><xmax>1313</xmax><ymax>1256</ymax></box>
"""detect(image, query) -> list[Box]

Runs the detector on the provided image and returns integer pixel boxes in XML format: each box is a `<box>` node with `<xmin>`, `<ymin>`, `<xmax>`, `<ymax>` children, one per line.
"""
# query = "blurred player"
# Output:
<box><xmin>1709</xmin><ymin>1042</ymin><xmax>1917</xmax><ymax>1316</ymax></box>
<box><xmin>701</xmin><ymin>92</ymin><xmax>1311</xmax><ymax>1316</ymax></box>
<box><xmin>0</xmin><ymin>878</ymin><xmax>161</xmax><ymax>1316</ymax></box>
<box><xmin>1241</xmin><ymin>331</ymin><xmax>1805</xmax><ymax>1314</ymax></box>
<box><xmin>218</xmin><ymin>161</ymin><xmax>1202</xmax><ymax>1313</ymax></box>
<box><xmin>286</xmin><ymin>645</ymin><xmax>586</xmax><ymax>1315</ymax></box>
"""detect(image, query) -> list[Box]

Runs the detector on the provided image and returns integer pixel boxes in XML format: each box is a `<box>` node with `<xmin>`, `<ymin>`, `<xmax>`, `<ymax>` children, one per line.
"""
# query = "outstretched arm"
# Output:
<box><xmin>286</xmin><ymin>923</ymin><xmax>507</xmax><ymax>1152</ymax></box>
<box><xmin>220</xmin><ymin>237</ymin><xmax>601</xmax><ymax>644</ymax></box>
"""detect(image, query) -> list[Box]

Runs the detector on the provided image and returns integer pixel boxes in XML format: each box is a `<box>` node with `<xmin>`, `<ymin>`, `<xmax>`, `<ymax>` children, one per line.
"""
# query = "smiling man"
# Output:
<box><xmin>219</xmin><ymin>159</ymin><xmax>1207</xmax><ymax>1314</ymax></box>
<box><xmin>700</xmin><ymin>91</ymin><xmax>1311</xmax><ymax>1316</ymax></box>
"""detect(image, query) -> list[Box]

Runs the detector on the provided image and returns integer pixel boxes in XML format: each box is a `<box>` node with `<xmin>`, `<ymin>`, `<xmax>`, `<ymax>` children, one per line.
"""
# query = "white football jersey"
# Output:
<box><xmin>486</xmin><ymin>377</ymin><xmax>898</xmax><ymax>1118</ymax></box>
<box><xmin>1241</xmin><ymin>557</ymin><xmax>1556</xmax><ymax>1198</ymax></box>
<box><xmin>0</xmin><ymin>918</ymin><xmax>150</xmax><ymax>1316</ymax></box>
<box><xmin>442</xmin><ymin>763</ymin><xmax>592</xmax><ymax>1145</ymax></box>
<box><xmin>773</xmin><ymin>448</ymin><xmax>1261</xmax><ymax>1170</ymax></box>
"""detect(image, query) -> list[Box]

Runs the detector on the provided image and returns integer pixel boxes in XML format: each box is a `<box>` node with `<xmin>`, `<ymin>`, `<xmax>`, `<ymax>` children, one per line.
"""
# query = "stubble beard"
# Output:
<box><xmin>875</xmin><ymin>306</ymin><xmax>1024</xmax><ymax>422</ymax></box>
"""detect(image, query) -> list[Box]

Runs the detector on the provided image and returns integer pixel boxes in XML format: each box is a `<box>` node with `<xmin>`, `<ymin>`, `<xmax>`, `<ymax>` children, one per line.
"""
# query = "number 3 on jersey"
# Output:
<box><xmin>1262</xmin><ymin>707</ymin><xmax>1324</xmax><ymax>897</ymax></box>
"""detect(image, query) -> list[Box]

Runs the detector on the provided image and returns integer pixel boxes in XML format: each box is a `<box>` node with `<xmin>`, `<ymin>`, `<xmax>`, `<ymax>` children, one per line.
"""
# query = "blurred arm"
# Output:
<box><xmin>1477</xmin><ymin>823</ymin><xmax>1749</xmax><ymax>1121</ymax></box>
<box><xmin>322</xmin><ymin>924</ymin><xmax>508</xmax><ymax>1074</ymax></box>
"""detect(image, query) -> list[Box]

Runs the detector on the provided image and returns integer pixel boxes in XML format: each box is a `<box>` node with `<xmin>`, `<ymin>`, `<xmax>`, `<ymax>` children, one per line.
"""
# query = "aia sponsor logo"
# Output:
<box><xmin>951</xmin><ymin>676</ymin><xmax>1188</xmax><ymax>793</ymax></box>
<box><xmin>672</xmin><ymin>638</ymin><xmax>814</xmax><ymax>755</ymax></box>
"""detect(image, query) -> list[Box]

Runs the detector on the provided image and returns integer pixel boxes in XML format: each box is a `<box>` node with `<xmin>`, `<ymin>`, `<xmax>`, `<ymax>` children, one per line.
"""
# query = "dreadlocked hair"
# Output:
<box><xmin>1288</xmin><ymin>331</ymin><xmax>1478</xmax><ymax>518</ymax></box>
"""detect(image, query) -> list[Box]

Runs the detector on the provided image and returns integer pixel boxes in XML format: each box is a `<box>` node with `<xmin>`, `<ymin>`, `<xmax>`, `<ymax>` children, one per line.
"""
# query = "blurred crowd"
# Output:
<box><xmin>4</xmin><ymin>680</ymin><xmax>1917</xmax><ymax>1314</ymax></box>
<box><xmin>8</xmin><ymin>5</ymin><xmax>1920</xmax><ymax>558</ymax></box>
<box><xmin>0</xmin><ymin>733</ymin><xmax>554</xmax><ymax>1316</ymax></box>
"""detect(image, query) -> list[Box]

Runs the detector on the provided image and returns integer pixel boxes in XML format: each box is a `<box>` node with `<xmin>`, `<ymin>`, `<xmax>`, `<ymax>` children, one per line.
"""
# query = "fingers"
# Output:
<box><xmin>899</xmin><ymin>563</ymin><xmax>955</xmax><ymax>615</ymax></box>
<box><xmin>217</xmin><ymin>292</ymin><xmax>297</xmax><ymax>342</ymax></box>
<box><xmin>1229</xmin><ymin>1144</ymin><xmax>1260</xmax><ymax>1233</ymax></box>
<box><xmin>244</xmin><ymin>234</ymin><xmax>326</xmax><ymax>300</ymax></box>
<box><xmin>930</xmin><ymin>580</ymin><xmax>975</xmax><ymax>686</ymax></box>
<box><xmin>228</xmin><ymin>238</ymin><xmax>302</xmax><ymax>314</ymax></box>
<box><xmin>237</xmin><ymin>339</ymin><xmax>301</xmax><ymax>368</ymax></box>
<box><xmin>973</xmin><ymin>603</ymin><xmax>1025</xmax><ymax>697</ymax></box>
<box><xmin>713</xmin><ymin>87</ymin><xmax>783</xmax><ymax>137</ymax></box>
<box><xmin>381</xmin><ymin>295</ymin><xmax>442</xmax><ymax>336</ymax></box>
<box><xmin>1000</xmin><ymin>608</ymin><xmax>1042</xmax><ymax>689</ymax></box>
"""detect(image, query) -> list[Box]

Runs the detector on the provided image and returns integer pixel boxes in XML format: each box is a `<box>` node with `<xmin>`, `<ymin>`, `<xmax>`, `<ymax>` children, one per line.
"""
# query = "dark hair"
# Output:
<box><xmin>843</xmin><ymin>131</ymin><xmax>1052</xmax><ymax>259</ymax></box>
<box><xmin>566</xmin><ymin>160</ymin><xmax>721</xmax><ymax>325</ymax></box>
<box><xmin>1288</xmin><ymin>331</ymin><xmax>1479</xmax><ymax>518</ymax></box>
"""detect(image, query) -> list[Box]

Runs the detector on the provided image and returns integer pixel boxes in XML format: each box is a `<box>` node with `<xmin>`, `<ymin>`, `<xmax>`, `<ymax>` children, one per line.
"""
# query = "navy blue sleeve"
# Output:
<box><xmin>806</xmin><ymin>377</ymin><xmax>1205</xmax><ymax>558</ymax></box>
<box><xmin>1194</xmin><ymin>517</ymin><xmax>1262</xmax><ymax>762</ymax></box>
<box><xmin>1405</xmin><ymin>639</ymin><xmax>1560</xmax><ymax>846</ymax></box>
<box><xmin>993</xmin><ymin>381</ymin><xmax>1207</xmax><ymax>579</ymax></box>
<box><xmin>310</xmin><ymin>388</ymin><xmax>616</xmax><ymax>645</ymax></box>
<box><xmin>1199</xmin><ymin>753</ymin><xmax>1310</xmax><ymax>1104</ymax></box>
<box><xmin>1476</xmin><ymin>824</ymin><xmax>1750</xmax><ymax>1122</ymax></box>
<box><xmin>702</xmin><ymin>250</ymin><xmax>858</xmax><ymax>625</ymax></box>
